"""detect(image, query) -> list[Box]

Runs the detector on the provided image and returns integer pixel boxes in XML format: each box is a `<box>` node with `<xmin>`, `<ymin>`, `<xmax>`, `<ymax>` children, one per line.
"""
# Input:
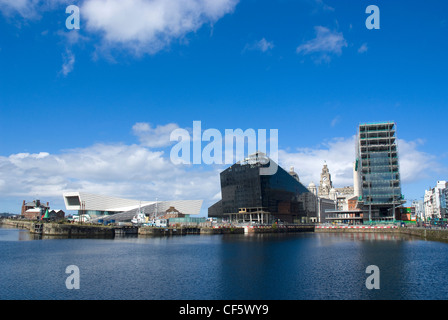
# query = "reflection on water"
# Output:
<box><xmin>0</xmin><ymin>227</ymin><xmax>36</xmax><ymax>241</ymax></box>
<box><xmin>315</xmin><ymin>231</ymin><xmax>419</xmax><ymax>242</ymax></box>
<box><xmin>1</xmin><ymin>227</ymin><xmax>448</xmax><ymax>300</ymax></box>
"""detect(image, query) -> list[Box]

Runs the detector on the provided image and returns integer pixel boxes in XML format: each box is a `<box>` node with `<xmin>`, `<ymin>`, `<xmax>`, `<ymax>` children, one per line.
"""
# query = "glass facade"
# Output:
<box><xmin>208</xmin><ymin>155</ymin><xmax>317</xmax><ymax>224</ymax></box>
<box><xmin>358</xmin><ymin>122</ymin><xmax>405</xmax><ymax>221</ymax></box>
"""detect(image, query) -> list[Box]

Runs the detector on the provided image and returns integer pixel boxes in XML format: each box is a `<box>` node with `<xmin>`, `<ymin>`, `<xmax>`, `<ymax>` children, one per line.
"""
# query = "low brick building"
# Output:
<box><xmin>47</xmin><ymin>209</ymin><xmax>66</xmax><ymax>221</ymax></box>
<box><xmin>161</xmin><ymin>206</ymin><xmax>186</xmax><ymax>219</ymax></box>
<box><xmin>21</xmin><ymin>200</ymin><xmax>50</xmax><ymax>220</ymax></box>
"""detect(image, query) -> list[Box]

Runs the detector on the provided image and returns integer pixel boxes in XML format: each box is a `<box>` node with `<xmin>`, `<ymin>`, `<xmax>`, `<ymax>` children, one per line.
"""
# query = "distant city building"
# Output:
<box><xmin>161</xmin><ymin>206</ymin><xmax>186</xmax><ymax>219</ymax></box>
<box><xmin>395</xmin><ymin>207</ymin><xmax>415</xmax><ymax>221</ymax></box>
<box><xmin>50</xmin><ymin>210</ymin><xmax>64</xmax><ymax>220</ymax></box>
<box><xmin>307</xmin><ymin>180</ymin><xmax>337</xmax><ymax>223</ymax></box>
<box><xmin>288</xmin><ymin>166</ymin><xmax>300</xmax><ymax>182</ymax></box>
<box><xmin>208</xmin><ymin>152</ymin><xmax>318</xmax><ymax>224</ymax></box>
<box><xmin>318</xmin><ymin>162</ymin><xmax>333</xmax><ymax>197</ymax></box>
<box><xmin>311</xmin><ymin>163</ymin><xmax>363</xmax><ymax>225</ymax></box>
<box><xmin>411</xmin><ymin>199</ymin><xmax>424</xmax><ymax>221</ymax></box>
<box><xmin>316</xmin><ymin>163</ymin><xmax>355</xmax><ymax>207</ymax></box>
<box><xmin>444</xmin><ymin>188</ymin><xmax>448</xmax><ymax>218</ymax></box>
<box><xmin>356</xmin><ymin>121</ymin><xmax>406</xmax><ymax>222</ymax></box>
<box><xmin>347</xmin><ymin>196</ymin><xmax>360</xmax><ymax>211</ymax></box>
<box><xmin>424</xmin><ymin>181</ymin><xmax>447</xmax><ymax>221</ymax></box>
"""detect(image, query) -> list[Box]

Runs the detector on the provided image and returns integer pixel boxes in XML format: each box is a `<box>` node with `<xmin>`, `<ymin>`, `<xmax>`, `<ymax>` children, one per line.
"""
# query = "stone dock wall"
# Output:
<box><xmin>315</xmin><ymin>225</ymin><xmax>399</xmax><ymax>233</ymax></box>
<box><xmin>246</xmin><ymin>224</ymin><xmax>315</xmax><ymax>233</ymax></box>
<box><xmin>1</xmin><ymin>219</ymin><xmax>312</xmax><ymax>237</ymax></box>
<box><xmin>0</xmin><ymin>219</ymin><xmax>34</xmax><ymax>231</ymax></box>
<box><xmin>2</xmin><ymin>219</ymin><xmax>448</xmax><ymax>242</ymax></box>
<box><xmin>139</xmin><ymin>226</ymin><xmax>202</xmax><ymax>236</ymax></box>
<box><xmin>399</xmin><ymin>227</ymin><xmax>448</xmax><ymax>242</ymax></box>
<box><xmin>41</xmin><ymin>223</ymin><xmax>114</xmax><ymax>238</ymax></box>
<box><xmin>138</xmin><ymin>226</ymin><xmax>245</xmax><ymax>236</ymax></box>
<box><xmin>0</xmin><ymin>219</ymin><xmax>114</xmax><ymax>238</ymax></box>
<box><xmin>316</xmin><ymin>225</ymin><xmax>448</xmax><ymax>242</ymax></box>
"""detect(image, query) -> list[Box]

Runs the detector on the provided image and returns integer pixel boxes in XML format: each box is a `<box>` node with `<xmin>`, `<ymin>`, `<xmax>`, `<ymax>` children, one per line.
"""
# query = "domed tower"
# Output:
<box><xmin>329</xmin><ymin>188</ymin><xmax>337</xmax><ymax>201</ymax></box>
<box><xmin>308</xmin><ymin>182</ymin><xmax>317</xmax><ymax>196</ymax></box>
<box><xmin>289</xmin><ymin>166</ymin><xmax>300</xmax><ymax>182</ymax></box>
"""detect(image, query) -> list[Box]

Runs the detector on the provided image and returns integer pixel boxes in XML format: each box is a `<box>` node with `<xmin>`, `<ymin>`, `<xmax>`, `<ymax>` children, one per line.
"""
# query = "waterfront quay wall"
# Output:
<box><xmin>399</xmin><ymin>227</ymin><xmax>448</xmax><ymax>242</ymax></box>
<box><xmin>4</xmin><ymin>219</ymin><xmax>447</xmax><ymax>242</ymax></box>
<box><xmin>1</xmin><ymin>219</ymin><xmax>309</xmax><ymax>237</ymax></box>
<box><xmin>0</xmin><ymin>219</ymin><xmax>34</xmax><ymax>230</ymax></box>
<box><xmin>316</xmin><ymin>225</ymin><xmax>448</xmax><ymax>242</ymax></box>
<box><xmin>246</xmin><ymin>224</ymin><xmax>315</xmax><ymax>233</ymax></box>
<box><xmin>138</xmin><ymin>226</ymin><xmax>245</xmax><ymax>236</ymax></box>
<box><xmin>138</xmin><ymin>225</ymin><xmax>314</xmax><ymax>235</ymax></box>
<box><xmin>41</xmin><ymin>223</ymin><xmax>114</xmax><ymax>238</ymax></box>
<box><xmin>139</xmin><ymin>226</ymin><xmax>202</xmax><ymax>236</ymax></box>
<box><xmin>200</xmin><ymin>227</ymin><xmax>244</xmax><ymax>235</ymax></box>
<box><xmin>0</xmin><ymin>219</ymin><xmax>114</xmax><ymax>238</ymax></box>
<box><xmin>315</xmin><ymin>225</ymin><xmax>399</xmax><ymax>233</ymax></box>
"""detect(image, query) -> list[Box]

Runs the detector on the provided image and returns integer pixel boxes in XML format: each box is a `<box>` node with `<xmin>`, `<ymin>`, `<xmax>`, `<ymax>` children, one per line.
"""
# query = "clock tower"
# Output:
<box><xmin>318</xmin><ymin>162</ymin><xmax>333</xmax><ymax>197</ymax></box>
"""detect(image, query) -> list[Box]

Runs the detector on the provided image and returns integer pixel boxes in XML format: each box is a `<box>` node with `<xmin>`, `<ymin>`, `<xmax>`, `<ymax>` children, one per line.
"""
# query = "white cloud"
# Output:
<box><xmin>58</xmin><ymin>29</ymin><xmax>90</xmax><ymax>46</ymax></box>
<box><xmin>397</xmin><ymin>139</ymin><xmax>442</xmax><ymax>184</ymax></box>
<box><xmin>0</xmin><ymin>0</ymin><xmax>40</xmax><ymax>18</ymax></box>
<box><xmin>0</xmin><ymin>0</ymin><xmax>239</xmax><ymax>59</ymax></box>
<box><xmin>244</xmin><ymin>38</ymin><xmax>274</xmax><ymax>53</ymax></box>
<box><xmin>279</xmin><ymin>136</ymin><xmax>357</xmax><ymax>187</ymax></box>
<box><xmin>81</xmin><ymin>0</ymin><xmax>239</xmax><ymax>55</ymax></box>
<box><xmin>330</xmin><ymin>116</ymin><xmax>340</xmax><ymax>127</ymax></box>
<box><xmin>61</xmin><ymin>49</ymin><xmax>75</xmax><ymax>76</ymax></box>
<box><xmin>0</xmin><ymin>0</ymin><xmax>66</xmax><ymax>19</ymax></box>
<box><xmin>358</xmin><ymin>43</ymin><xmax>368</xmax><ymax>54</ymax></box>
<box><xmin>132</xmin><ymin>122</ymin><xmax>180</xmax><ymax>148</ymax></box>
<box><xmin>0</xmin><ymin>142</ymin><xmax>220</xmax><ymax>210</ymax></box>
<box><xmin>313</xmin><ymin>0</ymin><xmax>334</xmax><ymax>12</ymax></box>
<box><xmin>296</xmin><ymin>26</ymin><xmax>347</xmax><ymax>63</ymax></box>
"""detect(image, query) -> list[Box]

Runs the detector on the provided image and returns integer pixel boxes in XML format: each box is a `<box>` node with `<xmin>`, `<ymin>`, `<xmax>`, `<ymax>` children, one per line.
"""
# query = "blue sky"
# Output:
<box><xmin>0</xmin><ymin>0</ymin><xmax>447</xmax><ymax>214</ymax></box>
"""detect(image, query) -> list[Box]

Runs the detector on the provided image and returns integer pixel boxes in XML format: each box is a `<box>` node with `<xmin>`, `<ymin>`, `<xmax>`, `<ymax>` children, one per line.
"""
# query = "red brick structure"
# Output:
<box><xmin>21</xmin><ymin>200</ymin><xmax>50</xmax><ymax>220</ymax></box>
<box><xmin>161</xmin><ymin>206</ymin><xmax>185</xmax><ymax>219</ymax></box>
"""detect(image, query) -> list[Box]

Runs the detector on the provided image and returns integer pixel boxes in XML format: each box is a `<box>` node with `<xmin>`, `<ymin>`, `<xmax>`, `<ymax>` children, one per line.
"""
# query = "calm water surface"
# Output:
<box><xmin>1</xmin><ymin>226</ymin><xmax>447</xmax><ymax>300</ymax></box>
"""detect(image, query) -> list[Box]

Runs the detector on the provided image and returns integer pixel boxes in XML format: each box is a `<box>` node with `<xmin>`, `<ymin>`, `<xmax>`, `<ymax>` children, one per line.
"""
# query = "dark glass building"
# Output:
<box><xmin>208</xmin><ymin>152</ymin><xmax>317</xmax><ymax>224</ymax></box>
<box><xmin>357</xmin><ymin>122</ymin><xmax>406</xmax><ymax>221</ymax></box>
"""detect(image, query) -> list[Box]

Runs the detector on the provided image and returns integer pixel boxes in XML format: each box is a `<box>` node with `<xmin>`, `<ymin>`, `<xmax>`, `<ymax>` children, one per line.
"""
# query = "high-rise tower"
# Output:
<box><xmin>357</xmin><ymin>122</ymin><xmax>405</xmax><ymax>222</ymax></box>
